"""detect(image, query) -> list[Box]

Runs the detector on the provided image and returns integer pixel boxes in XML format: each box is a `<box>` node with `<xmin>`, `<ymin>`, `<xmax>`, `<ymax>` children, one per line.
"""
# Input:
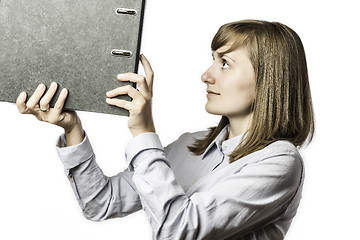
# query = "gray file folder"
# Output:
<box><xmin>0</xmin><ymin>0</ymin><xmax>146</xmax><ymax>116</ymax></box>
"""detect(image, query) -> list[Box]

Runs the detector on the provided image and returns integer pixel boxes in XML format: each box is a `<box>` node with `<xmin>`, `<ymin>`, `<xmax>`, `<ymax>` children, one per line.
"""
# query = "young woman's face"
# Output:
<box><xmin>201</xmin><ymin>45</ymin><xmax>256</xmax><ymax>118</ymax></box>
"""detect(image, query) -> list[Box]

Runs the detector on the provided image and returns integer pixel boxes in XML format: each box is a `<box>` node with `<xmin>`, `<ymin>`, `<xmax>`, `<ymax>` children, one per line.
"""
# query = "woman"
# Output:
<box><xmin>16</xmin><ymin>20</ymin><xmax>314</xmax><ymax>240</ymax></box>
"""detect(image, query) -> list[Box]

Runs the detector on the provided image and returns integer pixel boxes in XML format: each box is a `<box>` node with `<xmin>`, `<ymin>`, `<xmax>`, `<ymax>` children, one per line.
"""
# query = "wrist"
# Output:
<box><xmin>63</xmin><ymin>114</ymin><xmax>81</xmax><ymax>134</ymax></box>
<box><xmin>64</xmin><ymin>119</ymin><xmax>84</xmax><ymax>146</ymax></box>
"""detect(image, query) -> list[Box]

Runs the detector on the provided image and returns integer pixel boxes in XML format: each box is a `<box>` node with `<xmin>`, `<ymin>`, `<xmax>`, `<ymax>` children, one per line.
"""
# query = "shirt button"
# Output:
<box><xmin>68</xmin><ymin>174</ymin><xmax>73</xmax><ymax>182</ymax></box>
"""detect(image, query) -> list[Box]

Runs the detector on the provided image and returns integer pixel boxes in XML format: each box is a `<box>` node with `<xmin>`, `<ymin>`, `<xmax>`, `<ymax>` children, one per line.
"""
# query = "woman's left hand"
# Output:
<box><xmin>106</xmin><ymin>54</ymin><xmax>155</xmax><ymax>137</ymax></box>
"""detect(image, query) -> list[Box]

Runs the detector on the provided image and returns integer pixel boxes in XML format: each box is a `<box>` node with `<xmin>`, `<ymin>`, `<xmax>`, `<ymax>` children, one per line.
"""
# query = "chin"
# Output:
<box><xmin>205</xmin><ymin>104</ymin><xmax>224</xmax><ymax>116</ymax></box>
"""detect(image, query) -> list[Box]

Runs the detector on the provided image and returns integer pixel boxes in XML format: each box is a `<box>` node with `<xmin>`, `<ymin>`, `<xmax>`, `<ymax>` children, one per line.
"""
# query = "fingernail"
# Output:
<box><xmin>62</xmin><ymin>88</ymin><xmax>67</xmax><ymax>94</ymax></box>
<box><xmin>117</xmin><ymin>74</ymin><xmax>124</xmax><ymax>79</ymax></box>
<box><xmin>20</xmin><ymin>92</ymin><xmax>26</xmax><ymax>99</ymax></box>
<box><xmin>50</xmin><ymin>82</ymin><xmax>56</xmax><ymax>89</ymax></box>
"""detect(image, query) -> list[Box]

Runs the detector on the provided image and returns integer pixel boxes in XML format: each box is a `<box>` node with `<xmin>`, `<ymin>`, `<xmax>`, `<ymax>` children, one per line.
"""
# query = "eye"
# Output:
<box><xmin>221</xmin><ymin>59</ymin><xmax>230</xmax><ymax>69</ymax></box>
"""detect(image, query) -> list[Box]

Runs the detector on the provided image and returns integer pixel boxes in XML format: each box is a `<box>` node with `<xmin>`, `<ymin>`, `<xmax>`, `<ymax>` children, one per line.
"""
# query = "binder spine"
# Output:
<box><xmin>133</xmin><ymin>0</ymin><xmax>146</xmax><ymax>73</ymax></box>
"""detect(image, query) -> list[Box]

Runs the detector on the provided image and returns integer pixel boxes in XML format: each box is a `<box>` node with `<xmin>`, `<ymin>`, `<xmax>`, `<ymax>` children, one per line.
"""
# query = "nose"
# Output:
<box><xmin>201</xmin><ymin>66</ymin><xmax>215</xmax><ymax>84</ymax></box>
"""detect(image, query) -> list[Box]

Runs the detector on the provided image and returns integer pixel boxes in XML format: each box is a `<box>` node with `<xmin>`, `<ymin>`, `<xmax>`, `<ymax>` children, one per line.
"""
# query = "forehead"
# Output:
<box><xmin>215</xmin><ymin>44</ymin><xmax>233</xmax><ymax>53</ymax></box>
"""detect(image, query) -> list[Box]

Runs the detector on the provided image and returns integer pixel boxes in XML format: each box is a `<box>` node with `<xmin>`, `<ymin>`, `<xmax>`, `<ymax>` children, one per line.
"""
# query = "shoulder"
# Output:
<box><xmin>247</xmin><ymin>140</ymin><xmax>302</xmax><ymax>163</ymax></box>
<box><xmin>177</xmin><ymin>130</ymin><xmax>209</xmax><ymax>144</ymax></box>
<box><xmin>260</xmin><ymin>140</ymin><xmax>302</xmax><ymax>162</ymax></box>
<box><xmin>261</xmin><ymin>140</ymin><xmax>303</xmax><ymax>168</ymax></box>
<box><xmin>238</xmin><ymin>141</ymin><xmax>304</xmax><ymax>184</ymax></box>
<box><xmin>164</xmin><ymin>130</ymin><xmax>209</xmax><ymax>155</ymax></box>
<box><xmin>263</xmin><ymin>140</ymin><xmax>303</xmax><ymax>168</ymax></box>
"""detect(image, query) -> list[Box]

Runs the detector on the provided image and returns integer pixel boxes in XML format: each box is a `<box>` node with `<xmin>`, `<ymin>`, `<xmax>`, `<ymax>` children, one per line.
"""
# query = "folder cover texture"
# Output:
<box><xmin>0</xmin><ymin>0</ymin><xmax>146</xmax><ymax>116</ymax></box>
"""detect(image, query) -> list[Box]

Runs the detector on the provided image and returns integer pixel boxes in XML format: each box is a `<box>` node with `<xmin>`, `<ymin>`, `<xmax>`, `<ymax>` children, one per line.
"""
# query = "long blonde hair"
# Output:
<box><xmin>188</xmin><ymin>20</ymin><xmax>315</xmax><ymax>163</ymax></box>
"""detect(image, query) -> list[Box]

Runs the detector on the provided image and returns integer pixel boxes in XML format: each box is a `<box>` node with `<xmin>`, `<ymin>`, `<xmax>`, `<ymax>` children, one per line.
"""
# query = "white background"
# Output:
<box><xmin>1</xmin><ymin>0</ymin><xmax>359</xmax><ymax>239</ymax></box>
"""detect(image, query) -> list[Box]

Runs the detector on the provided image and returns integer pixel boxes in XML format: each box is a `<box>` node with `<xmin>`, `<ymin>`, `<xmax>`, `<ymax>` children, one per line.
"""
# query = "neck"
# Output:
<box><xmin>227</xmin><ymin>112</ymin><xmax>253</xmax><ymax>139</ymax></box>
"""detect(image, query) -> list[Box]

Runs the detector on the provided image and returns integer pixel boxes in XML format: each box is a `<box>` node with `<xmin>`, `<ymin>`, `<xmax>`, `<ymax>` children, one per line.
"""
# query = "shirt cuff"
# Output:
<box><xmin>55</xmin><ymin>131</ymin><xmax>94</xmax><ymax>172</ymax></box>
<box><xmin>125</xmin><ymin>132</ymin><xmax>164</xmax><ymax>170</ymax></box>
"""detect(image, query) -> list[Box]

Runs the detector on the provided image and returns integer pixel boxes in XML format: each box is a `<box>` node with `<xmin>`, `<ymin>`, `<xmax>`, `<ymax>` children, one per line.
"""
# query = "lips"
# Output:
<box><xmin>206</xmin><ymin>89</ymin><xmax>220</xmax><ymax>95</ymax></box>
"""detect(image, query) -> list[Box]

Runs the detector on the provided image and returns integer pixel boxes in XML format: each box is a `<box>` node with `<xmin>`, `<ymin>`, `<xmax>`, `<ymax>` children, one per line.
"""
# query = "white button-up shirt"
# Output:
<box><xmin>56</xmin><ymin>125</ymin><xmax>304</xmax><ymax>240</ymax></box>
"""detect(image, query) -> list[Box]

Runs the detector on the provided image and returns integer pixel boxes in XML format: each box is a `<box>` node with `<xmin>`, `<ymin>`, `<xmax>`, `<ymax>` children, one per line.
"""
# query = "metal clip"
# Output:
<box><xmin>116</xmin><ymin>8</ymin><xmax>137</xmax><ymax>15</ymax></box>
<box><xmin>111</xmin><ymin>49</ymin><xmax>133</xmax><ymax>58</ymax></box>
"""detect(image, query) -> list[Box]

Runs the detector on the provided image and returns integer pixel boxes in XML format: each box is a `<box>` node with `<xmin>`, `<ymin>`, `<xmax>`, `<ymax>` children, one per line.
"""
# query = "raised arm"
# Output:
<box><xmin>56</xmin><ymin>133</ymin><xmax>142</xmax><ymax>221</ymax></box>
<box><xmin>16</xmin><ymin>78</ymin><xmax>143</xmax><ymax>220</ymax></box>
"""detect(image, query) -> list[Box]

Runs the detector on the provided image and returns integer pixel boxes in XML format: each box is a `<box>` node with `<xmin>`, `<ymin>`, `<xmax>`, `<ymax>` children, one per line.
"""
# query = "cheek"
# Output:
<box><xmin>224</xmin><ymin>78</ymin><xmax>256</xmax><ymax>112</ymax></box>
<box><xmin>240</xmin><ymin>83</ymin><xmax>256</xmax><ymax>102</ymax></box>
<box><xmin>231</xmin><ymin>71</ymin><xmax>255</xmax><ymax>93</ymax></box>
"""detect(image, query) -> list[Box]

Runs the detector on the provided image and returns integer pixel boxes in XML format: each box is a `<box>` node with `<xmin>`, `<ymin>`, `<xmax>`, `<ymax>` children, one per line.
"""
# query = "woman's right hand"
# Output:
<box><xmin>16</xmin><ymin>82</ymin><xmax>84</xmax><ymax>145</ymax></box>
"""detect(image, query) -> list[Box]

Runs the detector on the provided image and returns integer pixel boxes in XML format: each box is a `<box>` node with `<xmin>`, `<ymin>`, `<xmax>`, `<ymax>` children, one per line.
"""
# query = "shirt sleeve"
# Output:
<box><xmin>125</xmin><ymin>133</ymin><xmax>303</xmax><ymax>240</ymax></box>
<box><xmin>55</xmin><ymin>132</ymin><xmax>142</xmax><ymax>221</ymax></box>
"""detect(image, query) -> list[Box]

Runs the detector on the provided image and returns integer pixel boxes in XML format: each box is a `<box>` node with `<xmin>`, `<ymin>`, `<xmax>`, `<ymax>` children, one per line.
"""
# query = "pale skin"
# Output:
<box><xmin>202</xmin><ymin>45</ymin><xmax>256</xmax><ymax>139</ymax></box>
<box><xmin>16</xmin><ymin>54</ymin><xmax>155</xmax><ymax>146</ymax></box>
<box><xmin>16</xmin><ymin>46</ymin><xmax>256</xmax><ymax>145</ymax></box>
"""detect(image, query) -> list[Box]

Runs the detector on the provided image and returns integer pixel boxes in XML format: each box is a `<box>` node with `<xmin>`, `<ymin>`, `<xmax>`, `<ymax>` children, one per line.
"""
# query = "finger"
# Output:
<box><xmin>117</xmin><ymin>73</ymin><xmax>150</xmax><ymax>96</ymax></box>
<box><xmin>53</xmin><ymin>88</ymin><xmax>68</xmax><ymax>115</ymax></box>
<box><xmin>140</xmin><ymin>54</ymin><xmax>154</xmax><ymax>93</ymax></box>
<box><xmin>106</xmin><ymin>98</ymin><xmax>132</xmax><ymax>110</ymax></box>
<box><xmin>39</xmin><ymin>82</ymin><xmax>58</xmax><ymax>110</ymax></box>
<box><xmin>16</xmin><ymin>92</ymin><xmax>30</xmax><ymax>114</ymax></box>
<box><xmin>26</xmin><ymin>84</ymin><xmax>46</xmax><ymax>109</ymax></box>
<box><xmin>106</xmin><ymin>84</ymin><xmax>142</xmax><ymax>100</ymax></box>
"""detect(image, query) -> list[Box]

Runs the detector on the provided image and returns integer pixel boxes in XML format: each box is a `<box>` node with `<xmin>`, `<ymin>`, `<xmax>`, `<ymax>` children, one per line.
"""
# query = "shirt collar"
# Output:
<box><xmin>202</xmin><ymin>124</ymin><xmax>245</xmax><ymax>159</ymax></box>
<box><xmin>202</xmin><ymin>124</ymin><xmax>229</xmax><ymax>159</ymax></box>
<box><xmin>221</xmin><ymin>132</ymin><xmax>244</xmax><ymax>156</ymax></box>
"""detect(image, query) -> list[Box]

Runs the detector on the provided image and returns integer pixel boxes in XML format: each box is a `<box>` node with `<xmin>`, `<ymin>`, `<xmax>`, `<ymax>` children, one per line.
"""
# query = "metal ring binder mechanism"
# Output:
<box><xmin>113</xmin><ymin>7</ymin><xmax>137</xmax><ymax>58</ymax></box>
<box><xmin>0</xmin><ymin>0</ymin><xmax>147</xmax><ymax>116</ymax></box>
<box><xmin>111</xmin><ymin>49</ymin><xmax>133</xmax><ymax>58</ymax></box>
<box><xmin>116</xmin><ymin>8</ymin><xmax>137</xmax><ymax>15</ymax></box>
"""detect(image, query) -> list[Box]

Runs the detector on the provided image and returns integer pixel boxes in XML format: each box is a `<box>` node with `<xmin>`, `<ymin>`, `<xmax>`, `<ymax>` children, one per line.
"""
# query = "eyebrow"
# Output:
<box><xmin>212</xmin><ymin>51</ymin><xmax>236</xmax><ymax>63</ymax></box>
